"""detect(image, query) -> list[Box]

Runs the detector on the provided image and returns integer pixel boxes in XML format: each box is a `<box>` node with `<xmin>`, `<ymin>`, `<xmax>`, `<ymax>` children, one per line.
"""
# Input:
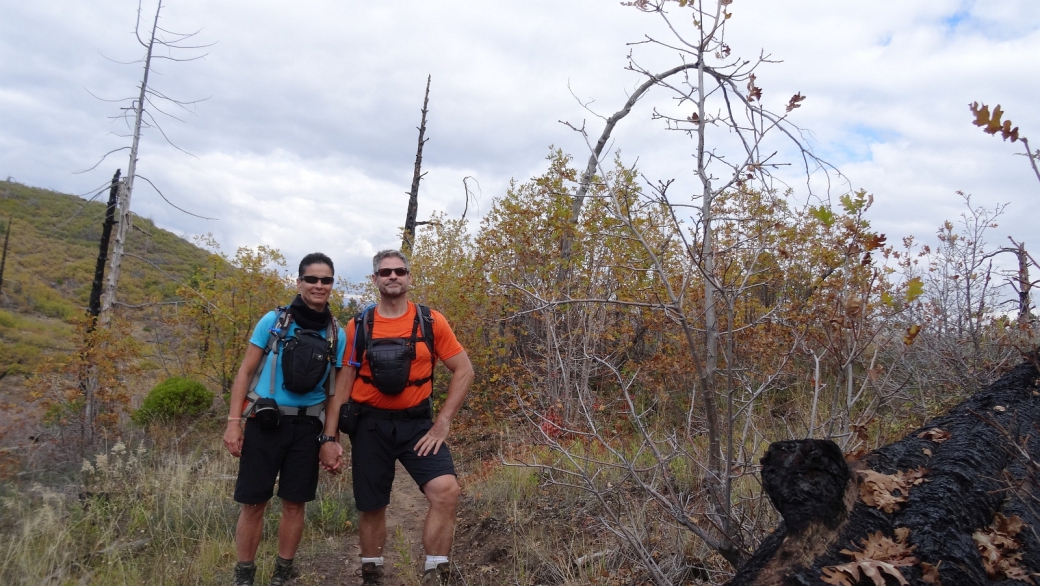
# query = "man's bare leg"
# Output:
<box><xmin>421</xmin><ymin>475</ymin><xmax>461</xmax><ymax>555</ymax></box>
<box><xmin>359</xmin><ymin>507</ymin><xmax>389</xmax><ymax>557</ymax></box>
<box><xmin>236</xmin><ymin>502</ymin><xmax>268</xmax><ymax>562</ymax></box>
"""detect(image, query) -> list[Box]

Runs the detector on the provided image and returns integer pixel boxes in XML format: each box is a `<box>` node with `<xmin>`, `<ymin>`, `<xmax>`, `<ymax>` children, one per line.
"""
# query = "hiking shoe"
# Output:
<box><xmin>421</xmin><ymin>562</ymin><xmax>450</xmax><ymax>586</ymax></box>
<box><xmin>268</xmin><ymin>558</ymin><xmax>299</xmax><ymax>586</ymax></box>
<box><xmin>233</xmin><ymin>562</ymin><xmax>256</xmax><ymax>586</ymax></box>
<box><xmin>358</xmin><ymin>562</ymin><xmax>384</xmax><ymax>585</ymax></box>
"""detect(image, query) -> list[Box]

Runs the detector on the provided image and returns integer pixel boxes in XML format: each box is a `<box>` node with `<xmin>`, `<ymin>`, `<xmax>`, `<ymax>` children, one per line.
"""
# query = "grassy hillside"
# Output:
<box><xmin>0</xmin><ymin>179</ymin><xmax>211</xmax><ymax>378</ymax></box>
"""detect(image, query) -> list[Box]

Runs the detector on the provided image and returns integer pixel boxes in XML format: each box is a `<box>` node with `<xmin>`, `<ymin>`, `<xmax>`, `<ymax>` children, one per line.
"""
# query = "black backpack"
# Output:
<box><xmin>282</xmin><ymin>326</ymin><xmax>333</xmax><ymax>394</ymax></box>
<box><xmin>351</xmin><ymin>303</ymin><xmax>435</xmax><ymax>396</ymax></box>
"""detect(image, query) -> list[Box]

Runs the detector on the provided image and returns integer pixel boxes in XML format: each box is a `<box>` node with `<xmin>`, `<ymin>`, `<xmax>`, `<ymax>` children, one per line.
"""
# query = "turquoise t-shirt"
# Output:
<box><xmin>249</xmin><ymin>310</ymin><xmax>347</xmax><ymax>407</ymax></box>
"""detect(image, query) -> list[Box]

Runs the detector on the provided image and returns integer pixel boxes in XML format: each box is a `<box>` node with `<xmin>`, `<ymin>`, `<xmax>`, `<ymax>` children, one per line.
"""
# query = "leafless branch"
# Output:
<box><xmin>73</xmin><ymin>147</ymin><xmax>132</xmax><ymax>175</ymax></box>
<box><xmin>136</xmin><ymin>175</ymin><xmax>215</xmax><ymax>219</ymax></box>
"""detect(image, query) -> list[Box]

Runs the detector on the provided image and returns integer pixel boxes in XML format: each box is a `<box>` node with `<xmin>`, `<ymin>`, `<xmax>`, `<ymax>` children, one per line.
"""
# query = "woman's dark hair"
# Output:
<box><xmin>299</xmin><ymin>252</ymin><xmax>334</xmax><ymax>277</ymax></box>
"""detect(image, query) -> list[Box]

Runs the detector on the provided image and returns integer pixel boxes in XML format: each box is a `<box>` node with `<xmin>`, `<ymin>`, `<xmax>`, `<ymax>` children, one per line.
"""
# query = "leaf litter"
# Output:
<box><xmin>821</xmin><ymin>529</ymin><xmax>916</xmax><ymax>586</ymax></box>
<box><xmin>858</xmin><ymin>467</ymin><xmax>928</xmax><ymax>513</ymax></box>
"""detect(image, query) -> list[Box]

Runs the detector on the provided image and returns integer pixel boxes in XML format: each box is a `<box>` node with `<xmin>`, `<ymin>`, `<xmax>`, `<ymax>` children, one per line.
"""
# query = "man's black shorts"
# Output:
<box><xmin>234</xmin><ymin>416</ymin><xmax>323</xmax><ymax>504</ymax></box>
<box><xmin>349</xmin><ymin>415</ymin><xmax>456</xmax><ymax>512</ymax></box>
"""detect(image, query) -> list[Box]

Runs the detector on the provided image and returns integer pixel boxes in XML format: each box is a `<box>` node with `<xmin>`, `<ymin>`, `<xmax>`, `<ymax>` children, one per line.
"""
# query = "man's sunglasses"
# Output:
<box><xmin>376</xmin><ymin>267</ymin><xmax>409</xmax><ymax>277</ymax></box>
<box><xmin>300</xmin><ymin>275</ymin><xmax>335</xmax><ymax>285</ymax></box>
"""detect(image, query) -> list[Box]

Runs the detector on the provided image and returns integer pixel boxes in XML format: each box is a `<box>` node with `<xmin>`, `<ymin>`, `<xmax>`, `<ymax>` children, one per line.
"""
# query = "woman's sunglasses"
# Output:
<box><xmin>300</xmin><ymin>275</ymin><xmax>335</xmax><ymax>285</ymax></box>
<box><xmin>376</xmin><ymin>267</ymin><xmax>410</xmax><ymax>277</ymax></box>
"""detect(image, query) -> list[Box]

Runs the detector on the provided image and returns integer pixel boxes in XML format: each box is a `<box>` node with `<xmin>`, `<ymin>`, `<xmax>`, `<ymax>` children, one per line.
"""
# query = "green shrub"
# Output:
<box><xmin>133</xmin><ymin>377</ymin><xmax>214</xmax><ymax>424</ymax></box>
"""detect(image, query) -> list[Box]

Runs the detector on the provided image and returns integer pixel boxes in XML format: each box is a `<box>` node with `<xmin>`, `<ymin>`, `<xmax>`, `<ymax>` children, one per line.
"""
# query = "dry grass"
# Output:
<box><xmin>0</xmin><ymin>419</ymin><xmax>355</xmax><ymax>585</ymax></box>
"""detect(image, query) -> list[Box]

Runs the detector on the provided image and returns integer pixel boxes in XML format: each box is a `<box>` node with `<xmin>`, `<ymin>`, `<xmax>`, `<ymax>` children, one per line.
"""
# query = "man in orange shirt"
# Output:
<box><xmin>320</xmin><ymin>250</ymin><xmax>474</xmax><ymax>586</ymax></box>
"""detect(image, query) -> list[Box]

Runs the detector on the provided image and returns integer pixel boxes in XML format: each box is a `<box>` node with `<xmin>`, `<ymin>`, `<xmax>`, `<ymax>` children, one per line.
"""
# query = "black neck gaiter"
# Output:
<box><xmin>289</xmin><ymin>294</ymin><xmax>331</xmax><ymax>330</ymax></box>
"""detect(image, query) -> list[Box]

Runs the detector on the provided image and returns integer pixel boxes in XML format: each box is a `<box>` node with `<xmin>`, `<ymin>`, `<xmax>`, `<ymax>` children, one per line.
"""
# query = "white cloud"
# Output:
<box><xmin>1</xmin><ymin>0</ymin><xmax>1038</xmax><ymax>282</ymax></box>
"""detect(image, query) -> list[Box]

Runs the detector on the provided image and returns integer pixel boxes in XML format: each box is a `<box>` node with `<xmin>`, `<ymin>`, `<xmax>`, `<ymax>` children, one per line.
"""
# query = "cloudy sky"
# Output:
<box><xmin>1</xmin><ymin>0</ymin><xmax>1038</xmax><ymax>282</ymax></box>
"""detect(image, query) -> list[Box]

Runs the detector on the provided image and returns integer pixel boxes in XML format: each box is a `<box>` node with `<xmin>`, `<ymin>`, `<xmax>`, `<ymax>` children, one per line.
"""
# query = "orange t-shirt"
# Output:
<box><xmin>346</xmin><ymin>302</ymin><xmax>464</xmax><ymax>409</ymax></box>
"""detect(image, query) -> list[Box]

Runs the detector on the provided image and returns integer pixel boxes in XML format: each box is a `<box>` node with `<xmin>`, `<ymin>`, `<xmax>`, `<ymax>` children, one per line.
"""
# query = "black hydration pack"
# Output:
<box><xmin>282</xmin><ymin>326</ymin><xmax>334</xmax><ymax>394</ymax></box>
<box><xmin>351</xmin><ymin>303</ymin><xmax>435</xmax><ymax>396</ymax></box>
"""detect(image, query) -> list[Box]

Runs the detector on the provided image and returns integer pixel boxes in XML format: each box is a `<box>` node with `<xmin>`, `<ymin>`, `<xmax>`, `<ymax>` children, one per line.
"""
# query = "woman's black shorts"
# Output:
<box><xmin>234</xmin><ymin>416</ymin><xmax>323</xmax><ymax>504</ymax></box>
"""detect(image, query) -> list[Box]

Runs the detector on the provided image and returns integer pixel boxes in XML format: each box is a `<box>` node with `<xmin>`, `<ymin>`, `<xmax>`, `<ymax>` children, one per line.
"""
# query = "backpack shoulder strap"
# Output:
<box><xmin>347</xmin><ymin>304</ymin><xmax>377</xmax><ymax>367</ymax></box>
<box><xmin>246</xmin><ymin>306</ymin><xmax>293</xmax><ymax>406</ymax></box>
<box><xmin>416</xmin><ymin>303</ymin><xmax>435</xmax><ymax>359</ymax></box>
<box><xmin>416</xmin><ymin>303</ymin><xmax>437</xmax><ymax>391</ymax></box>
<box><xmin>266</xmin><ymin>306</ymin><xmax>293</xmax><ymax>396</ymax></box>
<box><xmin>323</xmin><ymin>315</ymin><xmax>339</xmax><ymax>398</ymax></box>
<box><xmin>271</xmin><ymin>306</ymin><xmax>293</xmax><ymax>347</ymax></box>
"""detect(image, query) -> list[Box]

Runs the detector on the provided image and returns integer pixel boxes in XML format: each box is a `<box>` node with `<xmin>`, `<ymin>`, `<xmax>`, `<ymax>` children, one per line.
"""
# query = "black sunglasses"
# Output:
<box><xmin>300</xmin><ymin>275</ymin><xmax>335</xmax><ymax>285</ymax></box>
<box><xmin>376</xmin><ymin>267</ymin><xmax>409</xmax><ymax>277</ymax></box>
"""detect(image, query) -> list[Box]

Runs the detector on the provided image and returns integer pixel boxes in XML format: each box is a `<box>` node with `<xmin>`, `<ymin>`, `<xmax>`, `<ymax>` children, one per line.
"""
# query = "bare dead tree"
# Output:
<box><xmin>76</xmin><ymin>0</ymin><xmax>210</xmax><ymax>442</ymax></box>
<box><xmin>461</xmin><ymin>175</ymin><xmax>479</xmax><ymax>221</ymax></box>
<box><xmin>92</xmin><ymin>0</ymin><xmax>212</xmax><ymax>327</ymax></box>
<box><xmin>402</xmin><ymin>75</ymin><xmax>432</xmax><ymax>254</ymax></box>
<box><xmin>556</xmin><ymin>61</ymin><xmax>701</xmax><ymax>284</ymax></box>
<box><xmin>87</xmin><ymin>169</ymin><xmax>121</xmax><ymax>324</ymax></box>
<box><xmin>0</xmin><ymin>214</ymin><xmax>11</xmax><ymax>296</ymax></box>
<box><xmin>99</xmin><ymin>1</ymin><xmax>159</xmax><ymax>326</ymax></box>
<box><xmin>1008</xmin><ymin>237</ymin><xmax>1037</xmax><ymax>326</ymax></box>
<box><xmin>512</xmin><ymin>0</ymin><xmax>845</xmax><ymax>576</ymax></box>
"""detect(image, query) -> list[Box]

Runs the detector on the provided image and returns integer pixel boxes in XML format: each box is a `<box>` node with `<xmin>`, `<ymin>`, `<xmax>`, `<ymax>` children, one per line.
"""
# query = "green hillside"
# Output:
<box><xmin>0</xmin><ymin>179</ymin><xmax>212</xmax><ymax>378</ymax></box>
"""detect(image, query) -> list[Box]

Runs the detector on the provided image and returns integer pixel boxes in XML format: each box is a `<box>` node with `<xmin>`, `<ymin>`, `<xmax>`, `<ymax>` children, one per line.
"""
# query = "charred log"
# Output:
<box><xmin>729</xmin><ymin>360</ymin><xmax>1040</xmax><ymax>586</ymax></box>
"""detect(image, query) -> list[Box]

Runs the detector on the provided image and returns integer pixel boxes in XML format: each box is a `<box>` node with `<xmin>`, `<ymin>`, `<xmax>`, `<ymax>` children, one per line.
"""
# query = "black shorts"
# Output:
<box><xmin>234</xmin><ymin>416</ymin><xmax>323</xmax><ymax>505</ymax></box>
<box><xmin>349</xmin><ymin>415</ymin><xmax>456</xmax><ymax>512</ymax></box>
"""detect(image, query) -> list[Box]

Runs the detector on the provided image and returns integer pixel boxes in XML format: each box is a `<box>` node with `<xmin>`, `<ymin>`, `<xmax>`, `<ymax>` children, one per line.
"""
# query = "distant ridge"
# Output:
<box><xmin>0</xmin><ymin>179</ymin><xmax>212</xmax><ymax>379</ymax></box>
<box><xmin>0</xmin><ymin>179</ymin><xmax>211</xmax><ymax>315</ymax></box>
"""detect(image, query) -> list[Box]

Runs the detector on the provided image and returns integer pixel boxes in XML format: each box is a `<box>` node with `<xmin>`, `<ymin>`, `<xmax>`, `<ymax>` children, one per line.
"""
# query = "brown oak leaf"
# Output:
<box><xmin>859</xmin><ymin>468</ymin><xmax>928</xmax><ymax>513</ymax></box>
<box><xmin>822</xmin><ymin>561</ymin><xmax>909</xmax><ymax>586</ymax></box>
<box><xmin>973</xmin><ymin>513</ymin><xmax>1036</xmax><ymax>584</ymax></box>
<box><xmin>822</xmin><ymin>531</ymin><xmax>915</xmax><ymax>586</ymax></box>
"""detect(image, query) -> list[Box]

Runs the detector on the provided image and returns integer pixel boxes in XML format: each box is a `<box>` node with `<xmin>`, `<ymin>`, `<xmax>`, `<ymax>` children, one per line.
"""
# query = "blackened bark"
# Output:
<box><xmin>1017</xmin><ymin>241</ymin><xmax>1032</xmax><ymax>326</ymax></box>
<box><xmin>88</xmin><ymin>169</ymin><xmax>121</xmax><ymax>322</ymax></box>
<box><xmin>761</xmin><ymin>440</ymin><xmax>851</xmax><ymax>535</ymax></box>
<box><xmin>0</xmin><ymin>213</ymin><xmax>11</xmax><ymax>295</ymax></box>
<box><xmin>729</xmin><ymin>360</ymin><xmax>1040</xmax><ymax>586</ymax></box>
<box><xmin>402</xmin><ymin>75</ymin><xmax>430</xmax><ymax>255</ymax></box>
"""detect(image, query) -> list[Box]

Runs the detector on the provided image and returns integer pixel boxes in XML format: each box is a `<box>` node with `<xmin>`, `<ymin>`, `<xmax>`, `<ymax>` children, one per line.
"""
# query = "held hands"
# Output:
<box><xmin>225</xmin><ymin>419</ymin><xmax>344</xmax><ymax>472</ymax></box>
<box><xmin>414</xmin><ymin>418</ymin><xmax>451</xmax><ymax>457</ymax></box>
<box><xmin>319</xmin><ymin>441</ymin><xmax>344</xmax><ymax>475</ymax></box>
<box><xmin>223</xmin><ymin>421</ymin><xmax>244</xmax><ymax>458</ymax></box>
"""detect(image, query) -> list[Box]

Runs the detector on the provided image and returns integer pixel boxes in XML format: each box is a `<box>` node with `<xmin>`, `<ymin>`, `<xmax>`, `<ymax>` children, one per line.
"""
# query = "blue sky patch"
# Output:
<box><xmin>944</xmin><ymin>10</ymin><xmax>970</xmax><ymax>30</ymax></box>
<box><xmin>820</xmin><ymin>126</ymin><xmax>900</xmax><ymax>165</ymax></box>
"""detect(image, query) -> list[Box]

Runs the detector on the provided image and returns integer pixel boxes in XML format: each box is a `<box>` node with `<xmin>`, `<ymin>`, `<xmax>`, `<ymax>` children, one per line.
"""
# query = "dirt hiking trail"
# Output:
<box><xmin>300</xmin><ymin>462</ymin><xmax>431</xmax><ymax>586</ymax></box>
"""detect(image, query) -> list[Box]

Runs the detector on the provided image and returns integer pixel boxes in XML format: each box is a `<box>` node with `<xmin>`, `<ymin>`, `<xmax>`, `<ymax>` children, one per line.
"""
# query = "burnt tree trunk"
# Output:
<box><xmin>402</xmin><ymin>75</ymin><xmax>431</xmax><ymax>255</ymax></box>
<box><xmin>0</xmin><ymin>213</ymin><xmax>11</xmax><ymax>295</ymax></box>
<box><xmin>1016</xmin><ymin>241</ymin><xmax>1032</xmax><ymax>326</ymax></box>
<box><xmin>729</xmin><ymin>360</ymin><xmax>1040</xmax><ymax>586</ymax></box>
<box><xmin>88</xmin><ymin>169</ymin><xmax>121</xmax><ymax>323</ymax></box>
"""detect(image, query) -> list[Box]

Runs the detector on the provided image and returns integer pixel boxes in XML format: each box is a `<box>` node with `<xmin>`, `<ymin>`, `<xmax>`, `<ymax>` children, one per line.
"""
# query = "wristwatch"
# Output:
<box><xmin>317</xmin><ymin>434</ymin><xmax>337</xmax><ymax>445</ymax></box>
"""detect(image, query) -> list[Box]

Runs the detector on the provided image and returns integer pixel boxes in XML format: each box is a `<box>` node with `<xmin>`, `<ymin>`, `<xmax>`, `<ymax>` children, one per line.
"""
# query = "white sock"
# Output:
<box><xmin>425</xmin><ymin>555</ymin><xmax>448</xmax><ymax>571</ymax></box>
<box><xmin>361</xmin><ymin>557</ymin><xmax>384</xmax><ymax>566</ymax></box>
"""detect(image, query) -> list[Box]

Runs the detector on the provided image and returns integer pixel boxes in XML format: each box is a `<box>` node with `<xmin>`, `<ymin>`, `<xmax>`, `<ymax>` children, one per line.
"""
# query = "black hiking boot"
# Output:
<box><xmin>358</xmin><ymin>561</ymin><xmax>384</xmax><ymax>585</ymax></box>
<box><xmin>421</xmin><ymin>562</ymin><xmax>450</xmax><ymax>586</ymax></box>
<box><xmin>268</xmin><ymin>557</ymin><xmax>299</xmax><ymax>586</ymax></box>
<box><xmin>233</xmin><ymin>561</ymin><xmax>256</xmax><ymax>586</ymax></box>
